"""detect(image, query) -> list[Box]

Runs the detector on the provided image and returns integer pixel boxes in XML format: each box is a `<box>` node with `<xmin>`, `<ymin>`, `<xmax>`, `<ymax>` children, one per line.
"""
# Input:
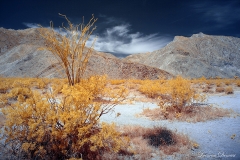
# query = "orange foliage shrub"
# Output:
<box><xmin>215</xmin><ymin>87</ymin><xmax>225</xmax><ymax>93</ymax></box>
<box><xmin>138</xmin><ymin>79</ymin><xmax>166</xmax><ymax>98</ymax></box>
<box><xmin>138</xmin><ymin>76</ymin><xmax>206</xmax><ymax>113</ymax></box>
<box><xmin>0</xmin><ymin>14</ymin><xmax>132</xmax><ymax>159</ymax></box>
<box><xmin>110</xmin><ymin>79</ymin><xmax>126</xmax><ymax>85</ymax></box>
<box><xmin>224</xmin><ymin>80</ymin><xmax>231</xmax><ymax>85</ymax></box>
<box><xmin>236</xmin><ymin>80</ymin><xmax>240</xmax><ymax>87</ymax></box>
<box><xmin>159</xmin><ymin>76</ymin><xmax>206</xmax><ymax>112</ymax></box>
<box><xmin>0</xmin><ymin>76</ymin><xmax>129</xmax><ymax>159</ymax></box>
<box><xmin>225</xmin><ymin>86</ymin><xmax>234</xmax><ymax>94</ymax></box>
<box><xmin>39</xmin><ymin>14</ymin><xmax>97</xmax><ymax>86</ymax></box>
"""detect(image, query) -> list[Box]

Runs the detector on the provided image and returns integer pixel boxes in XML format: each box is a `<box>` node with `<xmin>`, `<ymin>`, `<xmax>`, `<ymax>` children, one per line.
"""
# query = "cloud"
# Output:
<box><xmin>90</xmin><ymin>24</ymin><xmax>171</xmax><ymax>54</ymax></box>
<box><xmin>23</xmin><ymin>23</ymin><xmax>39</xmax><ymax>28</ymax></box>
<box><xmin>90</xmin><ymin>15</ymin><xmax>171</xmax><ymax>54</ymax></box>
<box><xmin>23</xmin><ymin>16</ymin><xmax>171</xmax><ymax>55</ymax></box>
<box><xmin>23</xmin><ymin>22</ymin><xmax>69</xmax><ymax>36</ymax></box>
<box><xmin>192</xmin><ymin>1</ymin><xmax>240</xmax><ymax>28</ymax></box>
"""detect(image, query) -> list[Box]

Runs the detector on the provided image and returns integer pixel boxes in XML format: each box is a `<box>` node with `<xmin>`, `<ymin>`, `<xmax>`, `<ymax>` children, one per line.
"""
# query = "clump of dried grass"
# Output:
<box><xmin>202</xmin><ymin>87</ymin><xmax>209</xmax><ymax>93</ymax></box>
<box><xmin>225</xmin><ymin>86</ymin><xmax>234</xmax><ymax>94</ymax></box>
<box><xmin>237</xmin><ymin>81</ymin><xmax>240</xmax><ymax>87</ymax></box>
<box><xmin>106</xmin><ymin>125</ymin><xmax>154</xmax><ymax>159</ymax></box>
<box><xmin>225</xmin><ymin>80</ymin><xmax>231</xmax><ymax>86</ymax></box>
<box><xmin>140</xmin><ymin>104</ymin><xmax>233</xmax><ymax>123</ymax></box>
<box><xmin>202</xmin><ymin>86</ymin><xmax>214</xmax><ymax>93</ymax></box>
<box><xmin>119</xmin><ymin>125</ymin><xmax>193</xmax><ymax>158</ymax></box>
<box><xmin>215</xmin><ymin>87</ymin><xmax>225</xmax><ymax>93</ymax></box>
<box><xmin>216</xmin><ymin>82</ymin><xmax>224</xmax><ymax>87</ymax></box>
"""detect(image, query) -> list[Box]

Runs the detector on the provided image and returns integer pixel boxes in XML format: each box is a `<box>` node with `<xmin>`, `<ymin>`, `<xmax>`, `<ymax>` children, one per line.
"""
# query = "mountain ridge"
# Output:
<box><xmin>0</xmin><ymin>28</ymin><xmax>172</xmax><ymax>79</ymax></box>
<box><xmin>1</xmin><ymin>27</ymin><xmax>240</xmax><ymax>79</ymax></box>
<box><xmin>124</xmin><ymin>32</ymin><xmax>240</xmax><ymax>78</ymax></box>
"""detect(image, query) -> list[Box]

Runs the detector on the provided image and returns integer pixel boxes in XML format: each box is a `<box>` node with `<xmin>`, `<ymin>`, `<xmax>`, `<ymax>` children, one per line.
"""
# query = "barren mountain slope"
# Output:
<box><xmin>0</xmin><ymin>28</ymin><xmax>172</xmax><ymax>79</ymax></box>
<box><xmin>125</xmin><ymin>33</ymin><xmax>240</xmax><ymax>78</ymax></box>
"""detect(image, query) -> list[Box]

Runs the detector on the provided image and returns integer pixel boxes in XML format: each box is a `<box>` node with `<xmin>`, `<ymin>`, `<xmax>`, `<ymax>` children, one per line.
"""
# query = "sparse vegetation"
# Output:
<box><xmin>139</xmin><ymin>76</ymin><xmax>206</xmax><ymax>113</ymax></box>
<box><xmin>119</xmin><ymin>125</ymin><xmax>194</xmax><ymax>158</ymax></box>
<box><xmin>216</xmin><ymin>87</ymin><xmax>225</xmax><ymax>93</ymax></box>
<box><xmin>38</xmin><ymin>13</ymin><xmax>97</xmax><ymax>86</ymax></box>
<box><xmin>0</xmin><ymin>15</ymin><xmax>131</xmax><ymax>160</ymax></box>
<box><xmin>0</xmin><ymin>76</ymin><xmax>130</xmax><ymax>159</ymax></box>
<box><xmin>1</xmin><ymin>75</ymin><xmax>239</xmax><ymax>159</ymax></box>
<box><xmin>225</xmin><ymin>86</ymin><xmax>234</xmax><ymax>94</ymax></box>
<box><xmin>136</xmin><ymin>76</ymin><xmax>239</xmax><ymax>122</ymax></box>
<box><xmin>140</xmin><ymin>104</ymin><xmax>233</xmax><ymax>122</ymax></box>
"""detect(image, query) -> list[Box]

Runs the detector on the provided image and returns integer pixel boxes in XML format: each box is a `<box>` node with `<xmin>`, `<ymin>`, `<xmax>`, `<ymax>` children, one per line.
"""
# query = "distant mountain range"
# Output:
<box><xmin>0</xmin><ymin>28</ymin><xmax>172</xmax><ymax>79</ymax></box>
<box><xmin>1</xmin><ymin>28</ymin><xmax>239</xmax><ymax>79</ymax></box>
<box><xmin>124</xmin><ymin>33</ymin><xmax>240</xmax><ymax>78</ymax></box>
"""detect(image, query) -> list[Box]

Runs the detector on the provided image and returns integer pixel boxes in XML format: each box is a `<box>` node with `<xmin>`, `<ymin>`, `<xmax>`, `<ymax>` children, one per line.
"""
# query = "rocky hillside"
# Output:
<box><xmin>124</xmin><ymin>33</ymin><xmax>240</xmax><ymax>78</ymax></box>
<box><xmin>0</xmin><ymin>28</ymin><xmax>172</xmax><ymax>79</ymax></box>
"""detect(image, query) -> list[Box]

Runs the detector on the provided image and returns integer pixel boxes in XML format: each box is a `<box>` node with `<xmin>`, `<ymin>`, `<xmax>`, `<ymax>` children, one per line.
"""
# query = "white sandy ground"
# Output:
<box><xmin>100</xmin><ymin>92</ymin><xmax>240</xmax><ymax>160</ymax></box>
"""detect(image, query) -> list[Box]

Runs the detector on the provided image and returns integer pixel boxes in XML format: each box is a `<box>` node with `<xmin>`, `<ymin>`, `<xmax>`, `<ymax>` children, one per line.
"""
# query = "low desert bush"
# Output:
<box><xmin>205</xmin><ymin>80</ymin><xmax>214</xmax><ymax>85</ymax></box>
<box><xmin>138</xmin><ymin>80</ymin><xmax>162</xmax><ymax>98</ymax></box>
<box><xmin>120</xmin><ymin>125</ymin><xmax>193</xmax><ymax>158</ymax></box>
<box><xmin>158</xmin><ymin>76</ymin><xmax>206</xmax><ymax>113</ymax></box>
<box><xmin>215</xmin><ymin>87</ymin><xmax>225</xmax><ymax>93</ymax></box>
<box><xmin>39</xmin><ymin>14</ymin><xmax>97</xmax><ymax>86</ymax></box>
<box><xmin>202</xmin><ymin>87</ymin><xmax>213</xmax><ymax>93</ymax></box>
<box><xmin>141</xmin><ymin>104</ymin><xmax>233</xmax><ymax>122</ymax></box>
<box><xmin>236</xmin><ymin>81</ymin><xmax>240</xmax><ymax>87</ymax></box>
<box><xmin>225</xmin><ymin>86</ymin><xmax>234</xmax><ymax>94</ymax></box>
<box><xmin>0</xmin><ymin>77</ymin><xmax>12</xmax><ymax>92</ymax></box>
<box><xmin>110</xmin><ymin>79</ymin><xmax>126</xmax><ymax>85</ymax></box>
<box><xmin>196</xmin><ymin>76</ymin><xmax>207</xmax><ymax>84</ymax></box>
<box><xmin>216</xmin><ymin>81</ymin><xmax>224</xmax><ymax>87</ymax></box>
<box><xmin>0</xmin><ymin>76</ymin><xmax>129</xmax><ymax>159</ymax></box>
<box><xmin>128</xmin><ymin>79</ymin><xmax>145</xmax><ymax>85</ymax></box>
<box><xmin>224</xmin><ymin>80</ymin><xmax>231</xmax><ymax>86</ymax></box>
<box><xmin>138</xmin><ymin>76</ymin><xmax>206</xmax><ymax>113</ymax></box>
<box><xmin>1</xmin><ymin>14</ymin><xmax>131</xmax><ymax>160</ymax></box>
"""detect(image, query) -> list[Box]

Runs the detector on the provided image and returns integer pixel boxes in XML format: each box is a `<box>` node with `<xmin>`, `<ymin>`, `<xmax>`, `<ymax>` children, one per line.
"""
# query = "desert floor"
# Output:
<box><xmin>101</xmin><ymin>91</ymin><xmax>240</xmax><ymax>159</ymax></box>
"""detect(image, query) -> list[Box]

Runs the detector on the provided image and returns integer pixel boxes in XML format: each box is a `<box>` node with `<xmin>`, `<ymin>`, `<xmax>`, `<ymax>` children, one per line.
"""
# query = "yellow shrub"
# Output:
<box><xmin>0</xmin><ymin>13</ymin><xmax>131</xmax><ymax>159</ymax></box>
<box><xmin>237</xmin><ymin>81</ymin><xmax>240</xmax><ymax>87</ymax></box>
<box><xmin>224</xmin><ymin>80</ymin><xmax>231</xmax><ymax>85</ymax></box>
<box><xmin>110</xmin><ymin>79</ymin><xmax>126</xmax><ymax>85</ymax></box>
<box><xmin>0</xmin><ymin>76</ymin><xmax>129</xmax><ymax>159</ymax></box>
<box><xmin>128</xmin><ymin>79</ymin><xmax>144</xmax><ymax>85</ymax></box>
<box><xmin>39</xmin><ymin>14</ymin><xmax>97</xmax><ymax>86</ymax></box>
<box><xmin>0</xmin><ymin>77</ymin><xmax>12</xmax><ymax>93</ymax></box>
<box><xmin>138</xmin><ymin>80</ymin><xmax>161</xmax><ymax>98</ymax></box>
<box><xmin>198</xmin><ymin>76</ymin><xmax>207</xmax><ymax>84</ymax></box>
<box><xmin>215</xmin><ymin>81</ymin><xmax>223</xmax><ymax>87</ymax></box>
<box><xmin>158</xmin><ymin>76</ymin><xmax>206</xmax><ymax>112</ymax></box>
<box><xmin>216</xmin><ymin>87</ymin><xmax>225</xmax><ymax>93</ymax></box>
<box><xmin>169</xmin><ymin>76</ymin><xmax>197</xmax><ymax>107</ymax></box>
<box><xmin>138</xmin><ymin>76</ymin><xmax>206</xmax><ymax>112</ymax></box>
<box><xmin>33</xmin><ymin>78</ymin><xmax>49</xmax><ymax>89</ymax></box>
<box><xmin>205</xmin><ymin>79</ymin><xmax>214</xmax><ymax>85</ymax></box>
<box><xmin>225</xmin><ymin>86</ymin><xmax>234</xmax><ymax>94</ymax></box>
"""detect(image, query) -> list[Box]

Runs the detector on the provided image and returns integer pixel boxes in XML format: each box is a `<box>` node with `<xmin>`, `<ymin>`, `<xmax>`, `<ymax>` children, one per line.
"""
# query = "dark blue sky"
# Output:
<box><xmin>1</xmin><ymin>0</ymin><xmax>240</xmax><ymax>54</ymax></box>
